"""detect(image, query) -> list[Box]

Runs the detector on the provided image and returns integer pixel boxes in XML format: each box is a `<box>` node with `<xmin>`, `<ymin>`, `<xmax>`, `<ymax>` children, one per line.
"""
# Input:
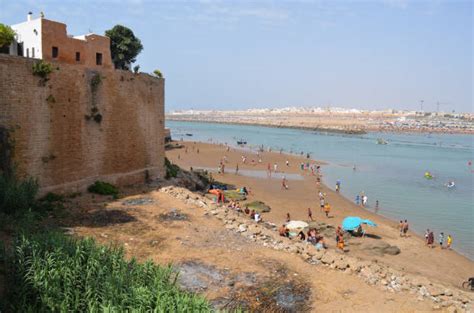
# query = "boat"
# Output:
<box><xmin>424</xmin><ymin>172</ymin><xmax>433</xmax><ymax>179</ymax></box>
<box><xmin>376</xmin><ymin>138</ymin><xmax>388</xmax><ymax>145</ymax></box>
<box><xmin>185</xmin><ymin>133</ymin><xmax>193</xmax><ymax>137</ymax></box>
<box><xmin>237</xmin><ymin>139</ymin><xmax>247</xmax><ymax>145</ymax></box>
<box><xmin>446</xmin><ymin>181</ymin><xmax>455</xmax><ymax>189</ymax></box>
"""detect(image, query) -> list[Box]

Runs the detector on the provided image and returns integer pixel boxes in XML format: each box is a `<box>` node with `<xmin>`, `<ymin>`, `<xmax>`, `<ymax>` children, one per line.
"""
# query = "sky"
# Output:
<box><xmin>1</xmin><ymin>0</ymin><xmax>472</xmax><ymax>112</ymax></box>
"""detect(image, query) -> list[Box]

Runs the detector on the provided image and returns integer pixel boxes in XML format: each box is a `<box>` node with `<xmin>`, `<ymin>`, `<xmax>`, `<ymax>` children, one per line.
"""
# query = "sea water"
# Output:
<box><xmin>167</xmin><ymin>120</ymin><xmax>474</xmax><ymax>259</ymax></box>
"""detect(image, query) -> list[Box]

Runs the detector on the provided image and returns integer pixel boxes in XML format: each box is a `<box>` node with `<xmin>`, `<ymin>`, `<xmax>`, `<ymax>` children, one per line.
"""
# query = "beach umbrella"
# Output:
<box><xmin>342</xmin><ymin>216</ymin><xmax>377</xmax><ymax>231</ymax></box>
<box><xmin>285</xmin><ymin>220</ymin><xmax>309</xmax><ymax>231</ymax></box>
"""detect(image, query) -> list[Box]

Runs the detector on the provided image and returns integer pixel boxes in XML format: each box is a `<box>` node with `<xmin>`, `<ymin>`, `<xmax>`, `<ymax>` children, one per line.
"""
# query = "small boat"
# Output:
<box><xmin>237</xmin><ymin>139</ymin><xmax>247</xmax><ymax>145</ymax></box>
<box><xmin>376</xmin><ymin>138</ymin><xmax>388</xmax><ymax>145</ymax></box>
<box><xmin>446</xmin><ymin>181</ymin><xmax>455</xmax><ymax>189</ymax></box>
<box><xmin>424</xmin><ymin>172</ymin><xmax>433</xmax><ymax>179</ymax></box>
<box><xmin>185</xmin><ymin>133</ymin><xmax>193</xmax><ymax>137</ymax></box>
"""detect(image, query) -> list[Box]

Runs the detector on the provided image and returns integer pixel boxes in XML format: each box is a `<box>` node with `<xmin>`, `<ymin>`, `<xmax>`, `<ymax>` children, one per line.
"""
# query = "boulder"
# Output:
<box><xmin>238</xmin><ymin>224</ymin><xmax>247</xmax><ymax>232</ymax></box>
<box><xmin>321</xmin><ymin>251</ymin><xmax>336</xmax><ymax>265</ymax></box>
<box><xmin>245</xmin><ymin>200</ymin><xmax>271</xmax><ymax>213</ymax></box>
<box><xmin>363</xmin><ymin>241</ymin><xmax>401</xmax><ymax>256</ymax></box>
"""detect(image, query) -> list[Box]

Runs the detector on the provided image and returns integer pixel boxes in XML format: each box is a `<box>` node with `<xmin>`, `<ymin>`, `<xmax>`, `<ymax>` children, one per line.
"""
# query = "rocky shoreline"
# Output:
<box><xmin>160</xmin><ymin>185</ymin><xmax>474</xmax><ymax>313</ymax></box>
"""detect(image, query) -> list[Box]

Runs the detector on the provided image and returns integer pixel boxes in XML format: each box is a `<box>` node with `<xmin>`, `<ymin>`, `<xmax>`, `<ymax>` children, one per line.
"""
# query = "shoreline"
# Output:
<box><xmin>167</xmin><ymin>117</ymin><xmax>474</xmax><ymax>135</ymax></box>
<box><xmin>186</xmin><ymin>139</ymin><xmax>473</xmax><ymax>262</ymax></box>
<box><xmin>166</xmin><ymin>140</ymin><xmax>474</xmax><ymax>292</ymax></box>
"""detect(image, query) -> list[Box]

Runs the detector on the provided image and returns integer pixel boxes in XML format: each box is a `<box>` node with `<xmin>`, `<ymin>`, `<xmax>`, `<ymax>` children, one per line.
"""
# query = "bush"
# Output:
<box><xmin>0</xmin><ymin>23</ymin><xmax>15</xmax><ymax>47</ymax></box>
<box><xmin>153</xmin><ymin>69</ymin><xmax>163</xmax><ymax>78</ymax></box>
<box><xmin>32</xmin><ymin>61</ymin><xmax>53</xmax><ymax>79</ymax></box>
<box><xmin>87</xmin><ymin>181</ymin><xmax>119</xmax><ymax>197</ymax></box>
<box><xmin>1</xmin><ymin>232</ymin><xmax>211</xmax><ymax>312</ymax></box>
<box><xmin>165</xmin><ymin>157</ymin><xmax>179</xmax><ymax>179</ymax></box>
<box><xmin>0</xmin><ymin>173</ymin><xmax>38</xmax><ymax>215</ymax></box>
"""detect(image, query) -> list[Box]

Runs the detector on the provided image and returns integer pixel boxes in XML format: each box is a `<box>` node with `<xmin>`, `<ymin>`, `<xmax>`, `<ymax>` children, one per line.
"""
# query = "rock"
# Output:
<box><xmin>444</xmin><ymin>289</ymin><xmax>453</xmax><ymax>297</ymax></box>
<box><xmin>419</xmin><ymin>286</ymin><xmax>429</xmax><ymax>297</ymax></box>
<box><xmin>446</xmin><ymin>306</ymin><xmax>458</xmax><ymax>313</ymax></box>
<box><xmin>381</xmin><ymin>279</ymin><xmax>389</xmax><ymax>286</ymax></box>
<box><xmin>410</xmin><ymin>276</ymin><xmax>431</xmax><ymax>287</ymax></box>
<box><xmin>334</xmin><ymin>259</ymin><xmax>350</xmax><ymax>270</ymax></box>
<box><xmin>321</xmin><ymin>252</ymin><xmax>336</xmax><ymax>265</ymax></box>
<box><xmin>363</xmin><ymin>241</ymin><xmax>401</xmax><ymax>256</ymax></box>
<box><xmin>238</xmin><ymin>224</ymin><xmax>247</xmax><ymax>232</ymax></box>
<box><xmin>312</xmin><ymin>250</ymin><xmax>325</xmax><ymax>260</ymax></box>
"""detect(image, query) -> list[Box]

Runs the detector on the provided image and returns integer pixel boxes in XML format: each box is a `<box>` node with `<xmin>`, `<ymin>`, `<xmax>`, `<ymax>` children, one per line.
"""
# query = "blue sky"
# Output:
<box><xmin>1</xmin><ymin>0</ymin><xmax>472</xmax><ymax>112</ymax></box>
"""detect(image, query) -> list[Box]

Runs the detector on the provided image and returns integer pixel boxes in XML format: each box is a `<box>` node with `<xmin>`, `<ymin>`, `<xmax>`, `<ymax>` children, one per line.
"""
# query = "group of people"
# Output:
<box><xmin>399</xmin><ymin>219</ymin><xmax>409</xmax><ymax>237</ymax></box>
<box><xmin>278</xmin><ymin>225</ymin><xmax>328</xmax><ymax>251</ymax></box>
<box><xmin>425</xmin><ymin>229</ymin><xmax>452</xmax><ymax>249</ymax></box>
<box><xmin>355</xmin><ymin>192</ymin><xmax>369</xmax><ymax>207</ymax></box>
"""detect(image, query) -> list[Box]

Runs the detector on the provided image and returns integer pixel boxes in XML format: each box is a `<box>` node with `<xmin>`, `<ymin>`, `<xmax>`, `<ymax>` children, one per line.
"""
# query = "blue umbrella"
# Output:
<box><xmin>342</xmin><ymin>216</ymin><xmax>377</xmax><ymax>231</ymax></box>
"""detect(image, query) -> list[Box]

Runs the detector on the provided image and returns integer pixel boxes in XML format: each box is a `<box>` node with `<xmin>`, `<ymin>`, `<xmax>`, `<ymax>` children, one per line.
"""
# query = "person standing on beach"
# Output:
<box><xmin>447</xmin><ymin>234</ymin><xmax>453</xmax><ymax>249</ymax></box>
<box><xmin>375</xmin><ymin>200</ymin><xmax>379</xmax><ymax>213</ymax></box>
<box><xmin>439</xmin><ymin>232</ymin><xmax>445</xmax><ymax>248</ymax></box>
<box><xmin>286</xmin><ymin>160</ymin><xmax>290</xmax><ymax>167</ymax></box>
<box><xmin>425</xmin><ymin>229</ymin><xmax>430</xmax><ymax>245</ymax></box>
<box><xmin>235</xmin><ymin>164</ymin><xmax>239</xmax><ymax>174</ymax></box>
<box><xmin>286</xmin><ymin>213</ymin><xmax>291</xmax><ymax>222</ymax></box>
<box><xmin>281</xmin><ymin>176</ymin><xmax>289</xmax><ymax>190</ymax></box>
<box><xmin>320</xmin><ymin>198</ymin><xmax>325</xmax><ymax>212</ymax></box>
<box><xmin>324</xmin><ymin>203</ymin><xmax>331</xmax><ymax>218</ymax></box>
<box><xmin>308</xmin><ymin>207</ymin><xmax>313</xmax><ymax>221</ymax></box>
<box><xmin>399</xmin><ymin>220</ymin><xmax>404</xmax><ymax>237</ymax></box>
<box><xmin>403</xmin><ymin>220</ymin><xmax>409</xmax><ymax>237</ymax></box>
<box><xmin>428</xmin><ymin>231</ymin><xmax>434</xmax><ymax>248</ymax></box>
<box><xmin>274</xmin><ymin>163</ymin><xmax>278</xmax><ymax>173</ymax></box>
<box><xmin>355</xmin><ymin>195</ymin><xmax>360</xmax><ymax>206</ymax></box>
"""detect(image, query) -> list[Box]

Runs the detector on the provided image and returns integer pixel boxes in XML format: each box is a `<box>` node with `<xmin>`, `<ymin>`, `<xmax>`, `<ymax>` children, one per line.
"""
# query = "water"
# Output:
<box><xmin>167</xmin><ymin>120</ymin><xmax>474</xmax><ymax>259</ymax></box>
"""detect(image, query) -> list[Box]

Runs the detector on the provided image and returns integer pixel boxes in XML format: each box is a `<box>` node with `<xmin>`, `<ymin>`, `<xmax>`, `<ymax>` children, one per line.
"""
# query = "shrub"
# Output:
<box><xmin>2</xmin><ymin>232</ymin><xmax>211</xmax><ymax>312</ymax></box>
<box><xmin>165</xmin><ymin>157</ymin><xmax>179</xmax><ymax>179</ymax></box>
<box><xmin>87</xmin><ymin>181</ymin><xmax>119</xmax><ymax>197</ymax></box>
<box><xmin>133</xmin><ymin>64</ymin><xmax>140</xmax><ymax>74</ymax></box>
<box><xmin>153</xmin><ymin>69</ymin><xmax>163</xmax><ymax>78</ymax></box>
<box><xmin>0</xmin><ymin>172</ymin><xmax>38</xmax><ymax>215</ymax></box>
<box><xmin>0</xmin><ymin>23</ymin><xmax>15</xmax><ymax>47</ymax></box>
<box><xmin>32</xmin><ymin>61</ymin><xmax>53</xmax><ymax>79</ymax></box>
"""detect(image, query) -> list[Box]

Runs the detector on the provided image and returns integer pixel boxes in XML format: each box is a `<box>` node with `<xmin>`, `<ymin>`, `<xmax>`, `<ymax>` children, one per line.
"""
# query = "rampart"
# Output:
<box><xmin>0</xmin><ymin>54</ymin><xmax>165</xmax><ymax>194</ymax></box>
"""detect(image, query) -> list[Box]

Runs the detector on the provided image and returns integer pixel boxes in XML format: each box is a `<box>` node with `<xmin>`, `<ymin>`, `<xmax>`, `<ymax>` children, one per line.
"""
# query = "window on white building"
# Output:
<box><xmin>32</xmin><ymin>47</ymin><xmax>35</xmax><ymax>58</ymax></box>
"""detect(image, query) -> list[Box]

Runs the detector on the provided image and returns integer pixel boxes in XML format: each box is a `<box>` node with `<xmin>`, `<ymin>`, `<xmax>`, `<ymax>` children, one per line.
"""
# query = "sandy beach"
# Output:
<box><xmin>166</xmin><ymin>141</ymin><xmax>474</xmax><ymax>290</ymax></box>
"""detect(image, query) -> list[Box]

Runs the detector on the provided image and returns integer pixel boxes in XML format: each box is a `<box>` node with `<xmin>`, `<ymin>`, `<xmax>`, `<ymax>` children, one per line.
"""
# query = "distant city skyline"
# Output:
<box><xmin>2</xmin><ymin>0</ymin><xmax>472</xmax><ymax>112</ymax></box>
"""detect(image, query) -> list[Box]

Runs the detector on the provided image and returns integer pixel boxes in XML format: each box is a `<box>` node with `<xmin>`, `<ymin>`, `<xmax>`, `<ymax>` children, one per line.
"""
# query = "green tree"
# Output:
<box><xmin>153</xmin><ymin>69</ymin><xmax>163</xmax><ymax>78</ymax></box>
<box><xmin>0</xmin><ymin>23</ymin><xmax>15</xmax><ymax>47</ymax></box>
<box><xmin>105</xmin><ymin>25</ymin><xmax>143</xmax><ymax>70</ymax></box>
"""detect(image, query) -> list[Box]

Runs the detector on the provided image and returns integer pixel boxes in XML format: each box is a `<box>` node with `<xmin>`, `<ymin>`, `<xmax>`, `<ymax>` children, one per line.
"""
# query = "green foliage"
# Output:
<box><xmin>2</xmin><ymin>232</ymin><xmax>211</xmax><ymax>312</ymax></box>
<box><xmin>39</xmin><ymin>192</ymin><xmax>64</xmax><ymax>203</ymax></box>
<box><xmin>46</xmin><ymin>94</ymin><xmax>56</xmax><ymax>103</ymax></box>
<box><xmin>0</xmin><ymin>172</ymin><xmax>38</xmax><ymax>215</ymax></box>
<box><xmin>153</xmin><ymin>69</ymin><xmax>163</xmax><ymax>78</ymax></box>
<box><xmin>133</xmin><ymin>64</ymin><xmax>140</xmax><ymax>74</ymax></box>
<box><xmin>105</xmin><ymin>25</ymin><xmax>143</xmax><ymax>70</ymax></box>
<box><xmin>32</xmin><ymin>60</ymin><xmax>53</xmax><ymax>79</ymax></box>
<box><xmin>90</xmin><ymin>73</ymin><xmax>102</xmax><ymax>92</ymax></box>
<box><xmin>165</xmin><ymin>157</ymin><xmax>180</xmax><ymax>179</ymax></box>
<box><xmin>87</xmin><ymin>181</ymin><xmax>119</xmax><ymax>197</ymax></box>
<box><xmin>0</xmin><ymin>23</ymin><xmax>15</xmax><ymax>47</ymax></box>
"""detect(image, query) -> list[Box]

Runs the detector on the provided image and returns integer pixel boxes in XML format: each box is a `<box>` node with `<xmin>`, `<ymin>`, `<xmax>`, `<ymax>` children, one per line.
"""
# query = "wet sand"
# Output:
<box><xmin>167</xmin><ymin>141</ymin><xmax>474</xmax><ymax>290</ymax></box>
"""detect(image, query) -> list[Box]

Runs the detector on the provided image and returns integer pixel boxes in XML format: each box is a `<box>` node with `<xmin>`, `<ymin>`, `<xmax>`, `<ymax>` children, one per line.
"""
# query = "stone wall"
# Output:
<box><xmin>0</xmin><ymin>54</ymin><xmax>165</xmax><ymax>194</ymax></box>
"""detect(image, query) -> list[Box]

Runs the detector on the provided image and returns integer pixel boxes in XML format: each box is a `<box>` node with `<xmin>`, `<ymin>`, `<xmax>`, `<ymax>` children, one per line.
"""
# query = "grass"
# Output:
<box><xmin>87</xmin><ymin>181</ymin><xmax>119</xmax><ymax>198</ymax></box>
<box><xmin>0</xmin><ymin>172</ymin><xmax>38</xmax><ymax>216</ymax></box>
<box><xmin>1</xmin><ymin>231</ymin><xmax>211</xmax><ymax>312</ymax></box>
<box><xmin>223</xmin><ymin>190</ymin><xmax>247</xmax><ymax>201</ymax></box>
